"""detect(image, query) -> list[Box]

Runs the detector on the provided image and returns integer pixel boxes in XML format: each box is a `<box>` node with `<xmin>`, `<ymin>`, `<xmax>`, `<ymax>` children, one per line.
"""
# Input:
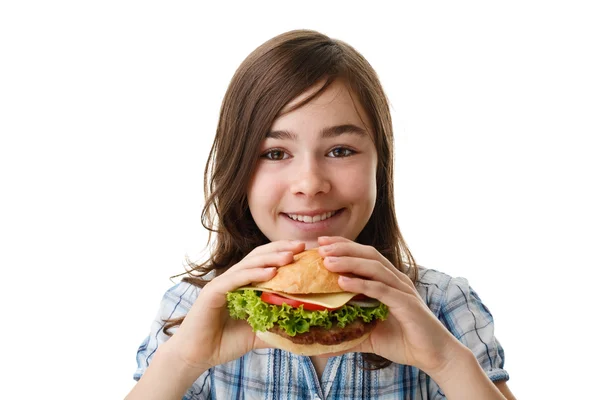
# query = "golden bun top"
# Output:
<box><xmin>253</xmin><ymin>249</ymin><xmax>343</xmax><ymax>294</ymax></box>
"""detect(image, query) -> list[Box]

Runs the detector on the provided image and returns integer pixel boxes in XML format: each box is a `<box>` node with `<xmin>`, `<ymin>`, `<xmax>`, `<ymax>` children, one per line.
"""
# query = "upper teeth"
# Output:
<box><xmin>287</xmin><ymin>211</ymin><xmax>336</xmax><ymax>223</ymax></box>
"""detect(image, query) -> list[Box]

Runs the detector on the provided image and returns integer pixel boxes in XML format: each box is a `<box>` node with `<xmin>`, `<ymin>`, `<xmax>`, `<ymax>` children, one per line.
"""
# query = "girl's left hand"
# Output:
<box><xmin>317</xmin><ymin>236</ymin><xmax>465</xmax><ymax>376</ymax></box>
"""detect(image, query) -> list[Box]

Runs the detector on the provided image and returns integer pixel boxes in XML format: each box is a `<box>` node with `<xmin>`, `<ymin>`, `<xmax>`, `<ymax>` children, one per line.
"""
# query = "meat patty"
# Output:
<box><xmin>268</xmin><ymin>319</ymin><xmax>377</xmax><ymax>345</ymax></box>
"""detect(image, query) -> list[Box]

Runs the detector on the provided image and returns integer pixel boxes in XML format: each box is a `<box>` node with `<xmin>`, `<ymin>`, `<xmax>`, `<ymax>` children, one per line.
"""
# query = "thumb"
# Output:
<box><xmin>252</xmin><ymin>334</ymin><xmax>274</xmax><ymax>350</ymax></box>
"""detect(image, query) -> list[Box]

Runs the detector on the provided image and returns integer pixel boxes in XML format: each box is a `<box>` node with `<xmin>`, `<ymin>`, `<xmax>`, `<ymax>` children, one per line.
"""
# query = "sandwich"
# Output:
<box><xmin>226</xmin><ymin>249</ymin><xmax>388</xmax><ymax>356</ymax></box>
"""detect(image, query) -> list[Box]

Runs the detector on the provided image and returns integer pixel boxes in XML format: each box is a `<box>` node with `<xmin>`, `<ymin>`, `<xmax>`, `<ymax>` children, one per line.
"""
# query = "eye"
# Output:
<box><xmin>327</xmin><ymin>147</ymin><xmax>355</xmax><ymax>158</ymax></box>
<box><xmin>261</xmin><ymin>149</ymin><xmax>290</xmax><ymax>161</ymax></box>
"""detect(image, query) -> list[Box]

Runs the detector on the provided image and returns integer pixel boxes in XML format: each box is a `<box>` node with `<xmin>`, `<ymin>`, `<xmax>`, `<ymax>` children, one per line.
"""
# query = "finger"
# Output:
<box><xmin>317</xmin><ymin>236</ymin><xmax>351</xmax><ymax>246</ymax></box>
<box><xmin>219</xmin><ymin>245</ymin><xmax>312</xmax><ymax>293</ymax></box>
<box><xmin>337</xmin><ymin>275</ymin><xmax>415</xmax><ymax>310</ymax></box>
<box><xmin>319</xmin><ymin>240</ymin><xmax>394</xmax><ymax>272</ymax></box>
<box><xmin>323</xmin><ymin>256</ymin><xmax>407</xmax><ymax>292</ymax></box>
<box><xmin>212</xmin><ymin>250</ymin><xmax>296</xmax><ymax>291</ymax></box>
<box><xmin>247</xmin><ymin>240</ymin><xmax>306</xmax><ymax>257</ymax></box>
<box><xmin>228</xmin><ymin>320</ymin><xmax>274</xmax><ymax>351</ymax></box>
<box><xmin>228</xmin><ymin>249</ymin><xmax>296</xmax><ymax>273</ymax></box>
<box><xmin>252</xmin><ymin>335</ymin><xmax>273</xmax><ymax>350</ymax></box>
<box><xmin>203</xmin><ymin>267</ymin><xmax>278</xmax><ymax>309</ymax></box>
<box><xmin>319</xmin><ymin>239</ymin><xmax>415</xmax><ymax>290</ymax></box>
<box><xmin>319</xmin><ymin>240</ymin><xmax>411</xmax><ymax>285</ymax></box>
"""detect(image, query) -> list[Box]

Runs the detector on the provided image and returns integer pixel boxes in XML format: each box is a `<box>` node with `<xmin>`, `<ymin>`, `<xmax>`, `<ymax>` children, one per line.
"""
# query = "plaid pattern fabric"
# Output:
<box><xmin>134</xmin><ymin>267</ymin><xmax>509</xmax><ymax>399</ymax></box>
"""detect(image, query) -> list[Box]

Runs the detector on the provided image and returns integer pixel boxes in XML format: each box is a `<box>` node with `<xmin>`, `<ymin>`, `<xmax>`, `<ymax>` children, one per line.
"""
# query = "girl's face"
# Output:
<box><xmin>247</xmin><ymin>79</ymin><xmax>378</xmax><ymax>249</ymax></box>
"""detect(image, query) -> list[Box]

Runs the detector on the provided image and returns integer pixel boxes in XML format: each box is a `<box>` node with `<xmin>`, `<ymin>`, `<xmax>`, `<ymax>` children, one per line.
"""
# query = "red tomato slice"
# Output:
<box><xmin>260</xmin><ymin>292</ymin><xmax>339</xmax><ymax>311</ymax></box>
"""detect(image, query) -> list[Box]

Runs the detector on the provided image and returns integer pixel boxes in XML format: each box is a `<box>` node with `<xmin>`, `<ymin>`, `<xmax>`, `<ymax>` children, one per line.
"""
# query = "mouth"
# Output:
<box><xmin>284</xmin><ymin>209</ymin><xmax>343</xmax><ymax>224</ymax></box>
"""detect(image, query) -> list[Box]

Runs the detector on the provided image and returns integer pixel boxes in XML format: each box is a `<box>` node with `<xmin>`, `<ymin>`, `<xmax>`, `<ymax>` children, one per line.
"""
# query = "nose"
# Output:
<box><xmin>289</xmin><ymin>156</ymin><xmax>331</xmax><ymax>197</ymax></box>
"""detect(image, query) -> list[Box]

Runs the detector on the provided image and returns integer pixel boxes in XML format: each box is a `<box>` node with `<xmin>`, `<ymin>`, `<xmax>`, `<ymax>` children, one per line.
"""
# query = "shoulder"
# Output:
<box><xmin>164</xmin><ymin>280</ymin><xmax>200</xmax><ymax>307</ymax></box>
<box><xmin>413</xmin><ymin>266</ymin><xmax>477</xmax><ymax>317</ymax></box>
<box><xmin>413</xmin><ymin>266</ymin><xmax>453</xmax><ymax>314</ymax></box>
<box><xmin>134</xmin><ymin>280</ymin><xmax>203</xmax><ymax>381</ymax></box>
<box><xmin>153</xmin><ymin>280</ymin><xmax>201</xmax><ymax>321</ymax></box>
<box><xmin>414</xmin><ymin>266</ymin><xmax>455</xmax><ymax>290</ymax></box>
<box><xmin>414</xmin><ymin>266</ymin><xmax>509</xmax><ymax>383</ymax></box>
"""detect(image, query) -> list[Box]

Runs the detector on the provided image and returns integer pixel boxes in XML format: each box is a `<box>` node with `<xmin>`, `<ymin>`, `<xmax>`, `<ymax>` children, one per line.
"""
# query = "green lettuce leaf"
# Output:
<box><xmin>226</xmin><ymin>290</ymin><xmax>388</xmax><ymax>336</ymax></box>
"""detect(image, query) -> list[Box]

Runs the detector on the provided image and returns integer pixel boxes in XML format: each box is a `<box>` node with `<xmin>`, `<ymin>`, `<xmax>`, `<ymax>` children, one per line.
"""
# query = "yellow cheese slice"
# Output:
<box><xmin>235</xmin><ymin>286</ymin><xmax>356</xmax><ymax>308</ymax></box>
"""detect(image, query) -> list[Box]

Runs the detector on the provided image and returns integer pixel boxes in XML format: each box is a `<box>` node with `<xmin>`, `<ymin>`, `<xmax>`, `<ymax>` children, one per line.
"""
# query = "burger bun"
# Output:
<box><xmin>256</xmin><ymin>330</ymin><xmax>371</xmax><ymax>356</ymax></box>
<box><xmin>254</xmin><ymin>249</ymin><xmax>343</xmax><ymax>294</ymax></box>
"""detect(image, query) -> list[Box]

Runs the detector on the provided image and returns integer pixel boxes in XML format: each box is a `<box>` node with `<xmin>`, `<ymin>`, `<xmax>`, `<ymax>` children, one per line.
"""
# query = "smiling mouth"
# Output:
<box><xmin>285</xmin><ymin>209</ymin><xmax>342</xmax><ymax>224</ymax></box>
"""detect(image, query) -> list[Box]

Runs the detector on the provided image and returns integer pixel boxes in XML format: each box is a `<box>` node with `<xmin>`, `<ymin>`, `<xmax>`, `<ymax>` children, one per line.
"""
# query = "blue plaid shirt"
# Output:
<box><xmin>134</xmin><ymin>267</ymin><xmax>509</xmax><ymax>399</ymax></box>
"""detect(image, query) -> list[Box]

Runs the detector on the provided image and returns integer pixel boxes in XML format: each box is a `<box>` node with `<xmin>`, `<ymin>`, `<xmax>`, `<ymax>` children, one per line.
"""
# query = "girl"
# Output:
<box><xmin>127</xmin><ymin>30</ymin><xmax>515</xmax><ymax>400</ymax></box>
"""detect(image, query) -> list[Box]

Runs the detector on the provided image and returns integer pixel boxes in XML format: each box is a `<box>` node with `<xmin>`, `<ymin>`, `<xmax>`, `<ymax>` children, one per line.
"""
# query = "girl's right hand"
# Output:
<box><xmin>160</xmin><ymin>240</ymin><xmax>305</xmax><ymax>374</ymax></box>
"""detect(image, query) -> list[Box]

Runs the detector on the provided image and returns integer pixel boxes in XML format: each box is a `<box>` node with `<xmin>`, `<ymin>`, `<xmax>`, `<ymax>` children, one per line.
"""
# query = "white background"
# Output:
<box><xmin>1</xmin><ymin>1</ymin><xmax>598</xmax><ymax>399</ymax></box>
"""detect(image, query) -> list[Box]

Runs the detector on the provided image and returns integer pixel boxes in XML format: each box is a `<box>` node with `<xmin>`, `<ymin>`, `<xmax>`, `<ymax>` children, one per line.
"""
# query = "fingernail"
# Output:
<box><xmin>339</xmin><ymin>276</ymin><xmax>350</xmax><ymax>282</ymax></box>
<box><xmin>266</xmin><ymin>267</ymin><xmax>277</xmax><ymax>272</ymax></box>
<box><xmin>290</xmin><ymin>240</ymin><xmax>303</xmax><ymax>245</ymax></box>
<box><xmin>326</xmin><ymin>256</ymin><xmax>339</xmax><ymax>263</ymax></box>
<box><xmin>321</xmin><ymin>245</ymin><xmax>333</xmax><ymax>252</ymax></box>
<box><xmin>279</xmin><ymin>251</ymin><xmax>292</xmax><ymax>256</ymax></box>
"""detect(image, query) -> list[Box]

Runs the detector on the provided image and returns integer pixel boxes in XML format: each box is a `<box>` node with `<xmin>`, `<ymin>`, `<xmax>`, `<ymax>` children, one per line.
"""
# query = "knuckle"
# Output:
<box><xmin>397</xmin><ymin>272</ymin><xmax>411</xmax><ymax>284</ymax></box>
<box><xmin>373</xmin><ymin>280</ymin><xmax>390</xmax><ymax>294</ymax></box>
<box><xmin>359</xmin><ymin>244</ymin><xmax>377</xmax><ymax>259</ymax></box>
<box><xmin>247</xmin><ymin>244</ymin><xmax>265</xmax><ymax>257</ymax></box>
<box><xmin>250</xmin><ymin>240</ymin><xmax>287</xmax><ymax>255</ymax></box>
<box><xmin>264</xmin><ymin>250</ymin><xmax>292</xmax><ymax>265</ymax></box>
<box><xmin>279</xmin><ymin>251</ymin><xmax>293</xmax><ymax>262</ymax></box>
<box><xmin>273</xmin><ymin>240</ymin><xmax>298</xmax><ymax>253</ymax></box>
<box><xmin>355</xmin><ymin>277</ymin><xmax>369</xmax><ymax>290</ymax></box>
<box><xmin>339</xmin><ymin>242</ymin><xmax>354</xmax><ymax>254</ymax></box>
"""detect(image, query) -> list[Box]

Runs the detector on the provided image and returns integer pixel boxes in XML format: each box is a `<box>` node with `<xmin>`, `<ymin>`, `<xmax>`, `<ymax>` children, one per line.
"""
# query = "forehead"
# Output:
<box><xmin>274</xmin><ymin>79</ymin><xmax>373</xmax><ymax>135</ymax></box>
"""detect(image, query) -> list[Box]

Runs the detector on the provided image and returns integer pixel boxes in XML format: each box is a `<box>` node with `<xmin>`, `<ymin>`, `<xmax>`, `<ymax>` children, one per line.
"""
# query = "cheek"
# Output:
<box><xmin>334</xmin><ymin>162</ymin><xmax>377</xmax><ymax>200</ymax></box>
<box><xmin>248</xmin><ymin>167</ymin><xmax>286</xmax><ymax>212</ymax></box>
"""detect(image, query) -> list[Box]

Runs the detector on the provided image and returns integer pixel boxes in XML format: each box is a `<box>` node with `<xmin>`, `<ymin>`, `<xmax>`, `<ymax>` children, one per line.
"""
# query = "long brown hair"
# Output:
<box><xmin>166</xmin><ymin>29</ymin><xmax>417</xmax><ymax>369</ymax></box>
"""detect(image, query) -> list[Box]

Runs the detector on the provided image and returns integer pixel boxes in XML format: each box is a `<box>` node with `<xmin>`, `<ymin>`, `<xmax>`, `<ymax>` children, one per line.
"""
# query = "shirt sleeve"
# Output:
<box><xmin>133</xmin><ymin>281</ymin><xmax>211</xmax><ymax>399</ymax></box>
<box><xmin>439</xmin><ymin>277</ymin><xmax>509</xmax><ymax>383</ymax></box>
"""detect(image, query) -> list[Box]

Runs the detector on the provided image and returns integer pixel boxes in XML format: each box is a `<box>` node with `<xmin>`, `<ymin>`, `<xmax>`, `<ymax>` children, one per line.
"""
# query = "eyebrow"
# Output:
<box><xmin>266</xmin><ymin>124</ymin><xmax>368</xmax><ymax>140</ymax></box>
